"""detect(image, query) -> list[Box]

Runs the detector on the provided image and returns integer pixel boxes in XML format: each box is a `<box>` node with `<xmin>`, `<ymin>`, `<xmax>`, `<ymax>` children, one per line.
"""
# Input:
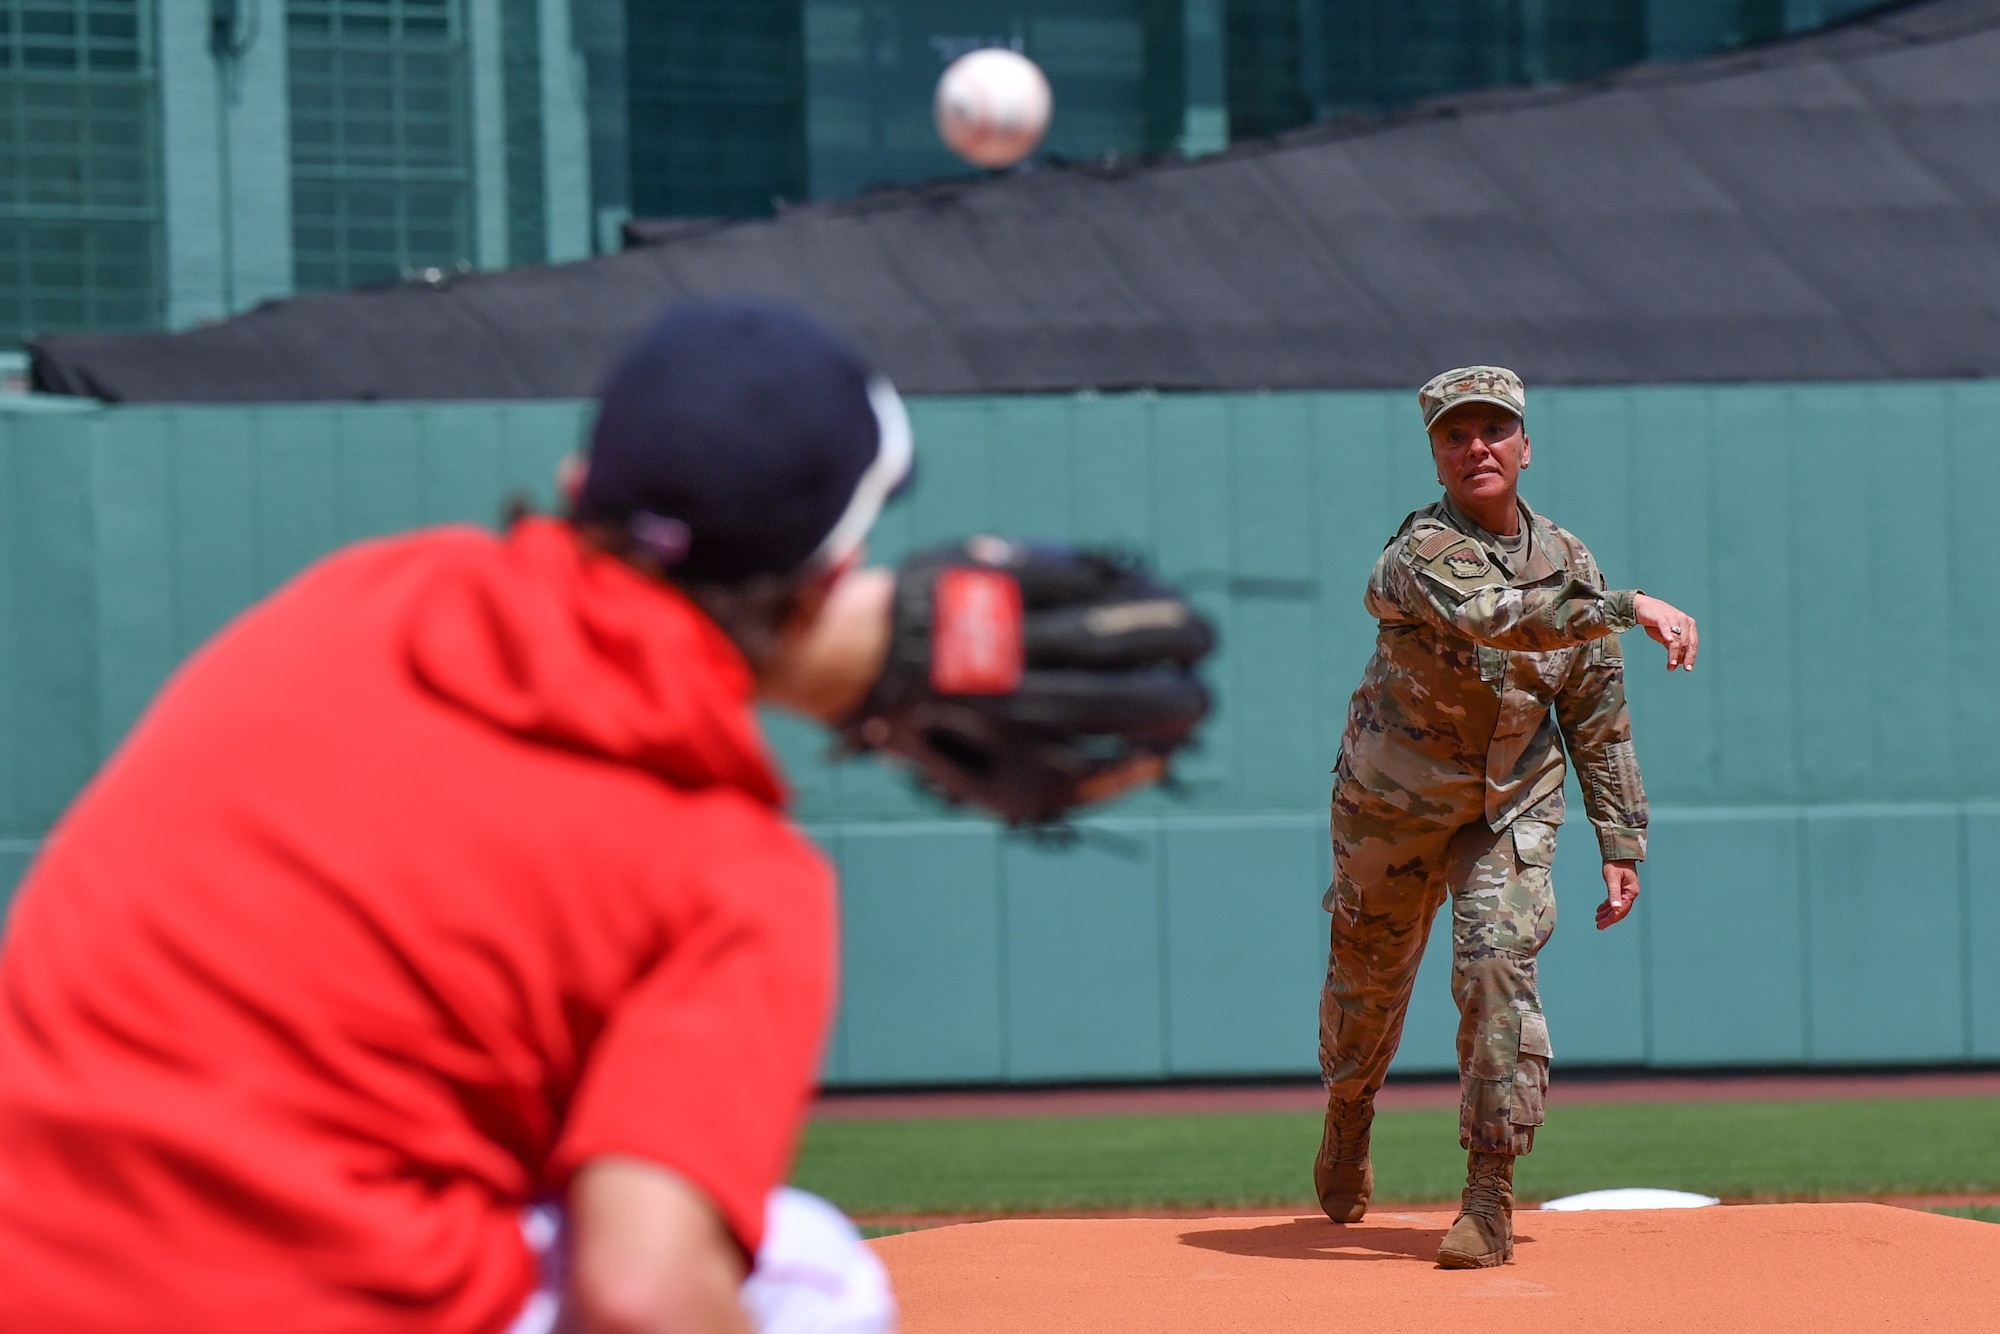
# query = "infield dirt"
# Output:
<box><xmin>871</xmin><ymin>1203</ymin><xmax>2000</xmax><ymax>1333</ymax></box>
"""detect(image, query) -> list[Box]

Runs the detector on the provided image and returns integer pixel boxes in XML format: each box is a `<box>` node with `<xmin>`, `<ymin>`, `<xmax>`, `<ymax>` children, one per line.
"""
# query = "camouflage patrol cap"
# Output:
<box><xmin>1418</xmin><ymin>365</ymin><xmax>1526</xmax><ymax>430</ymax></box>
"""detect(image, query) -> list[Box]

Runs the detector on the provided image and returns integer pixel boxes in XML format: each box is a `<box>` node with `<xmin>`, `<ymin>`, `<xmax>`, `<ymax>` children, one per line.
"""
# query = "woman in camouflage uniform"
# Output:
<box><xmin>1314</xmin><ymin>366</ymin><xmax>1699</xmax><ymax>1269</ymax></box>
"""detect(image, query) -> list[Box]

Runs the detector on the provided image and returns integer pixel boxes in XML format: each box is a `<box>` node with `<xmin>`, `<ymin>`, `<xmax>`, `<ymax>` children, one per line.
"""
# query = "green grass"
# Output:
<box><xmin>794</xmin><ymin>1096</ymin><xmax>2000</xmax><ymax>1216</ymax></box>
<box><xmin>1934</xmin><ymin>1205</ymin><xmax>2000</xmax><ymax>1224</ymax></box>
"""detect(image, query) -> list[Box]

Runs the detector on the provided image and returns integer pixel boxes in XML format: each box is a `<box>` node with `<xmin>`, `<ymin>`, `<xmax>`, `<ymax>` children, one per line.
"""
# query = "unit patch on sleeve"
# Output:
<box><xmin>1410</xmin><ymin>533</ymin><xmax>1504</xmax><ymax>594</ymax></box>
<box><xmin>1442</xmin><ymin>546</ymin><xmax>1489</xmax><ymax>579</ymax></box>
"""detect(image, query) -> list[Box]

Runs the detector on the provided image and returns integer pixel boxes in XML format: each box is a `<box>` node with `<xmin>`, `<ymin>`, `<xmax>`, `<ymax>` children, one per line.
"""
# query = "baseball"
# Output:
<box><xmin>934</xmin><ymin>48</ymin><xmax>1052</xmax><ymax>169</ymax></box>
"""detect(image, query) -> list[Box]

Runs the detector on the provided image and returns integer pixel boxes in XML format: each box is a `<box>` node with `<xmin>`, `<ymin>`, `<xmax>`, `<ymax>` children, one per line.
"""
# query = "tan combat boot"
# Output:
<box><xmin>1313</xmin><ymin>1094</ymin><xmax>1374</xmax><ymax>1223</ymax></box>
<box><xmin>1437</xmin><ymin>1150</ymin><xmax>1515</xmax><ymax>1268</ymax></box>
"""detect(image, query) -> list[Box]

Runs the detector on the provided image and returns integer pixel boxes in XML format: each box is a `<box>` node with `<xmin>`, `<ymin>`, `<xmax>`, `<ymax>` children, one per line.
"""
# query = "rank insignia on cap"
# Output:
<box><xmin>1443</xmin><ymin>546</ymin><xmax>1489</xmax><ymax>579</ymax></box>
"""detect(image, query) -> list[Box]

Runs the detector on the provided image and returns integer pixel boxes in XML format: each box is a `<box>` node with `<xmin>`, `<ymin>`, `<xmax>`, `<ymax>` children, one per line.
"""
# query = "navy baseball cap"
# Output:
<box><xmin>576</xmin><ymin>298</ymin><xmax>913</xmax><ymax>581</ymax></box>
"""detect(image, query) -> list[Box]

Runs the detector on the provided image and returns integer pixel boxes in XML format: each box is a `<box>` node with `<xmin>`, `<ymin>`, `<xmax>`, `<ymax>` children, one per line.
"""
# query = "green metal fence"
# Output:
<box><xmin>0</xmin><ymin>0</ymin><xmax>162</xmax><ymax>346</ymax></box>
<box><xmin>2</xmin><ymin>381</ymin><xmax>1996</xmax><ymax>1082</ymax></box>
<box><xmin>288</xmin><ymin>0</ymin><xmax>477</xmax><ymax>290</ymax></box>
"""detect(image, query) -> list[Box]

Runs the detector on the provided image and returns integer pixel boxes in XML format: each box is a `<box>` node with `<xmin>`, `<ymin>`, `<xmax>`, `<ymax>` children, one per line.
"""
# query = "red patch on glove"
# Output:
<box><xmin>932</xmin><ymin>569</ymin><xmax>1024</xmax><ymax>694</ymax></box>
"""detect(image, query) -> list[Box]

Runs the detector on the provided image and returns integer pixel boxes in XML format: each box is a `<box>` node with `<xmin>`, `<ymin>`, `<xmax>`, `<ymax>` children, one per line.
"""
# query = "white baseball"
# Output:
<box><xmin>933</xmin><ymin>48</ymin><xmax>1052</xmax><ymax>170</ymax></box>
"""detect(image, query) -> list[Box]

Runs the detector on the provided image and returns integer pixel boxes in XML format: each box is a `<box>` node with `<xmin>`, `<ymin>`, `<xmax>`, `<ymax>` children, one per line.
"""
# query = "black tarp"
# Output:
<box><xmin>32</xmin><ymin>0</ymin><xmax>2000</xmax><ymax>402</ymax></box>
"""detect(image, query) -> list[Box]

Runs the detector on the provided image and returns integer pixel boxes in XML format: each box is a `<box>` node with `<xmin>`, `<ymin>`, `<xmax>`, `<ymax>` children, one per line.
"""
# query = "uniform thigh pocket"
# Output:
<box><xmin>1504</xmin><ymin>821</ymin><xmax>1559</xmax><ymax>954</ymax></box>
<box><xmin>1510</xmin><ymin>819</ymin><xmax>1557</xmax><ymax>868</ymax></box>
<box><xmin>1512</xmin><ymin>1010</ymin><xmax>1554</xmax><ymax>1126</ymax></box>
<box><xmin>1519</xmin><ymin>1009</ymin><xmax>1553</xmax><ymax>1060</ymax></box>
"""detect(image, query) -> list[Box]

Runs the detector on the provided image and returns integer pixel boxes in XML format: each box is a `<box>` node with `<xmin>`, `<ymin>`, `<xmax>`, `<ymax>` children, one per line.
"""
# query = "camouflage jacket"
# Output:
<box><xmin>1337</xmin><ymin>496</ymin><xmax>1649</xmax><ymax>863</ymax></box>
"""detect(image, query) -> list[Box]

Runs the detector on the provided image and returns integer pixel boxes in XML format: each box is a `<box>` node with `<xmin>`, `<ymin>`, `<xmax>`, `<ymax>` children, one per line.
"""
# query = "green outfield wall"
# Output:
<box><xmin>1</xmin><ymin>383</ymin><xmax>1997</xmax><ymax>1082</ymax></box>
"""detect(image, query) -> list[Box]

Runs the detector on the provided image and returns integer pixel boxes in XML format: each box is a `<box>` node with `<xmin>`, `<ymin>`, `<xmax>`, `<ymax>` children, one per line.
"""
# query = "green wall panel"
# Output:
<box><xmin>417</xmin><ymin>405</ymin><xmax>511</xmax><ymax>528</ymax></box>
<box><xmin>1644</xmin><ymin>810</ymin><xmax>1807</xmax><ymax>1066</ymax></box>
<box><xmin>1228</xmin><ymin>396</ymin><xmax>1319</xmax><ymax>811</ymax></box>
<box><xmin>9</xmin><ymin>415</ymin><xmax>99</xmax><ymax>835</ymax></box>
<box><xmin>1537</xmin><ymin>808</ymin><xmax>1648</xmax><ymax>1065</ymax></box>
<box><xmin>1804</xmin><ymin>808</ymin><xmax>1966</xmax><ymax>1064</ymax></box>
<box><xmin>1310</xmin><ymin>391</ymin><xmax>1400</xmax><ymax>771</ymax></box>
<box><xmin>496</xmin><ymin>403</ymin><xmax>589</xmax><ymax>514</ymax></box>
<box><xmin>1535</xmin><ymin>389</ymin><xmax>1632</xmax><ymax>578</ymax></box>
<box><xmin>253</xmin><ymin>408</ymin><xmax>346</xmax><ymax>593</ymax></box>
<box><xmin>1073</xmin><ymin>396</ymin><xmax>1154</xmax><ymax>554</ymax></box>
<box><xmin>1626</xmin><ymin>387</ymin><xmax>1720</xmax><ymax>803</ymax></box>
<box><xmin>92</xmin><ymin>413</ymin><xmax>177</xmax><ymax>747</ymax></box>
<box><xmin>337</xmin><ymin>407</ymin><xmax>428</xmax><ymax>540</ymax></box>
<box><xmin>802</xmin><ymin>823</ymin><xmax>848</xmax><ymax>1085</ymax></box>
<box><xmin>1151</xmin><ymin>395</ymin><xmax>1236</xmax><ymax>797</ymax></box>
<box><xmin>1792</xmin><ymin>388</ymin><xmax>1873</xmax><ymax>803</ymax></box>
<box><xmin>1967</xmin><ymin>808</ymin><xmax>2000</xmax><ymax>1062</ymax></box>
<box><xmin>1707</xmin><ymin>388</ymin><xmax>1797</xmax><ymax>803</ymax></box>
<box><xmin>901</xmin><ymin>399</ymin><xmax>992</xmax><ymax>548</ymax></box>
<box><xmin>1161</xmin><ymin>816</ymin><xmax>1323</xmax><ymax>1075</ymax></box>
<box><xmin>837</xmin><ymin>825</ymin><xmax>1006</xmax><ymax>1084</ymax></box>
<box><xmin>987</xmin><ymin>398</ymin><xmax>1074</xmax><ymax>539</ymax></box>
<box><xmin>0</xmin><ymin>423</ymin><xmax>17</xmax><ymax>833</ymax></box>
<box><xmin>1</xmin><ymin>381</ymin><xmax>1997</xmax><ymax>1083</ymax></box>
<box><xmin>1866</xmin><ymin>387</ymin><xmax>1952</xmax><ymax>797</ymax></box>
<box><xmin>1948</xmin><ymin>387</ymin><xmax>2000</xmax><ymax>797</ymax></box>
<box><xmin>1002</xmin><ymin>825</ymin><xmax>1165</xmax><ymax>1080</ymax></box>
<box><xmin>170</xmin><ymin>411</ymin><xmax>264</xmax><ymax>657</ymax></box>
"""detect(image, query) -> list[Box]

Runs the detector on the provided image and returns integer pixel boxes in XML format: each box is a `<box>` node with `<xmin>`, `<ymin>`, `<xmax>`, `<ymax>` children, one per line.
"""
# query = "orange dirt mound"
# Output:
<box><xmin>872</xmin><ymin>1203</ymin><xmax>2000</xmax><ymax>1333</ymax></box>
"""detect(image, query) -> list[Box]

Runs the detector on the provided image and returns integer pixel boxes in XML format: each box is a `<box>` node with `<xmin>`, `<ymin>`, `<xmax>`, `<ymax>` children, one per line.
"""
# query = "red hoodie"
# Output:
<box><xmin>0</xmin><ymin>519</ymin><xmax>837</xmax><ymax>1334</ymax></box>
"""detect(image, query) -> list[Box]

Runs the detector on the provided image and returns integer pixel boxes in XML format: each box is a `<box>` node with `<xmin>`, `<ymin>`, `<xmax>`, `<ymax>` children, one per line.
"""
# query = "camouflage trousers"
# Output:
<box><xmin>1319</xmin><ymin>785</ymin><xmax>1557</xmax><ymax>1156</ymax></box>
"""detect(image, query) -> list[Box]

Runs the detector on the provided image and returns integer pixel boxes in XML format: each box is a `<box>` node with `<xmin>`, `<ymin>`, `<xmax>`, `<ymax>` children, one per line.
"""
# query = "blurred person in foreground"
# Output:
<box><xmin>1313</xmin><ymin>366</ymin><xmax>1700</xmax><ymax>1269</ymax></box>
<box><xmin>0</xmin><ymin>301</ymin><xmax>917</xmax><ymax>1334</ymax></box>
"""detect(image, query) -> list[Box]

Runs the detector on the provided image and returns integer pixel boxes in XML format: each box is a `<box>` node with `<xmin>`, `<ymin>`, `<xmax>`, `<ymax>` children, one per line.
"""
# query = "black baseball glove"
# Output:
<box><xmin>841</xmin><ymin>537</ymin><xmax>1216</xmax><ymax>827</ymax></box>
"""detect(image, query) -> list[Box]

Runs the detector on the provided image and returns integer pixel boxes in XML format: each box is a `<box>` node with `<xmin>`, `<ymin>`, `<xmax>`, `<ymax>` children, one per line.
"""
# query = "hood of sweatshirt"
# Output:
<box><xmin>406</xmin><ymin>518</ymin><xmax>785</xmax><ymax>807</ymax></box>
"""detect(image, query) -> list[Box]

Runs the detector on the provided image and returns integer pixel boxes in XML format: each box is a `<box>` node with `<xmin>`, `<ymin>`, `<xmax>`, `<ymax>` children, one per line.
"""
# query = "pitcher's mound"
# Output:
<box><xmin>872</xmin><ymin>1203</ymin><xmax>1998</xmax><ymax>1333</ymax></box>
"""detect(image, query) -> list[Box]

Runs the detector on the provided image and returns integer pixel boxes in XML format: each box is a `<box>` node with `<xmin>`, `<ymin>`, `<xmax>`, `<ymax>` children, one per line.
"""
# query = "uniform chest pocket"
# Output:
<box><xmin>1516</xmin><ymin>646</ymin><xmax>1575</xmax><ymax>697</ymax></box>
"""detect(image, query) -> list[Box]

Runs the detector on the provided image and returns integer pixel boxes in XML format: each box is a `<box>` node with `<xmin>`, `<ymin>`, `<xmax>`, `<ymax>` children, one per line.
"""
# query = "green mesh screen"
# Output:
<box><xmin>1311</xmin><ymin>0</ymin><xmax>1648</xmax><ymax>121</ymax></box>
<box><xmin>1223</xmin><ymin>0</ymin><xmax>1306</xmax><ymax>140</ymax></box>
<box><xmin>1230</xmin><ymin>0</ymin><xmax>1893</xmax><ymax>137</ymax></box>
<box><xmin>0</xmin><ymin>0</ymin><xmax>161</xmax><ymax>346</ymax></box>
<box><xmin>502</xmin><ymin>0</ymin><xmax>544</xmax><ymax>266</ymax></box>
<box><xmin>625</xmin><ymin>0</ymin><xmax>807</xmax><ymax>219</ymax></box>
<box><xmin>288</xmin><ymin>0</ymin><xmax>473</xmax><ymax>291</ymax></box>
<box><xmin>804</xmin><ymin>0</ymin><xmax>1183</xmax><ymax>202</ymax></box>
